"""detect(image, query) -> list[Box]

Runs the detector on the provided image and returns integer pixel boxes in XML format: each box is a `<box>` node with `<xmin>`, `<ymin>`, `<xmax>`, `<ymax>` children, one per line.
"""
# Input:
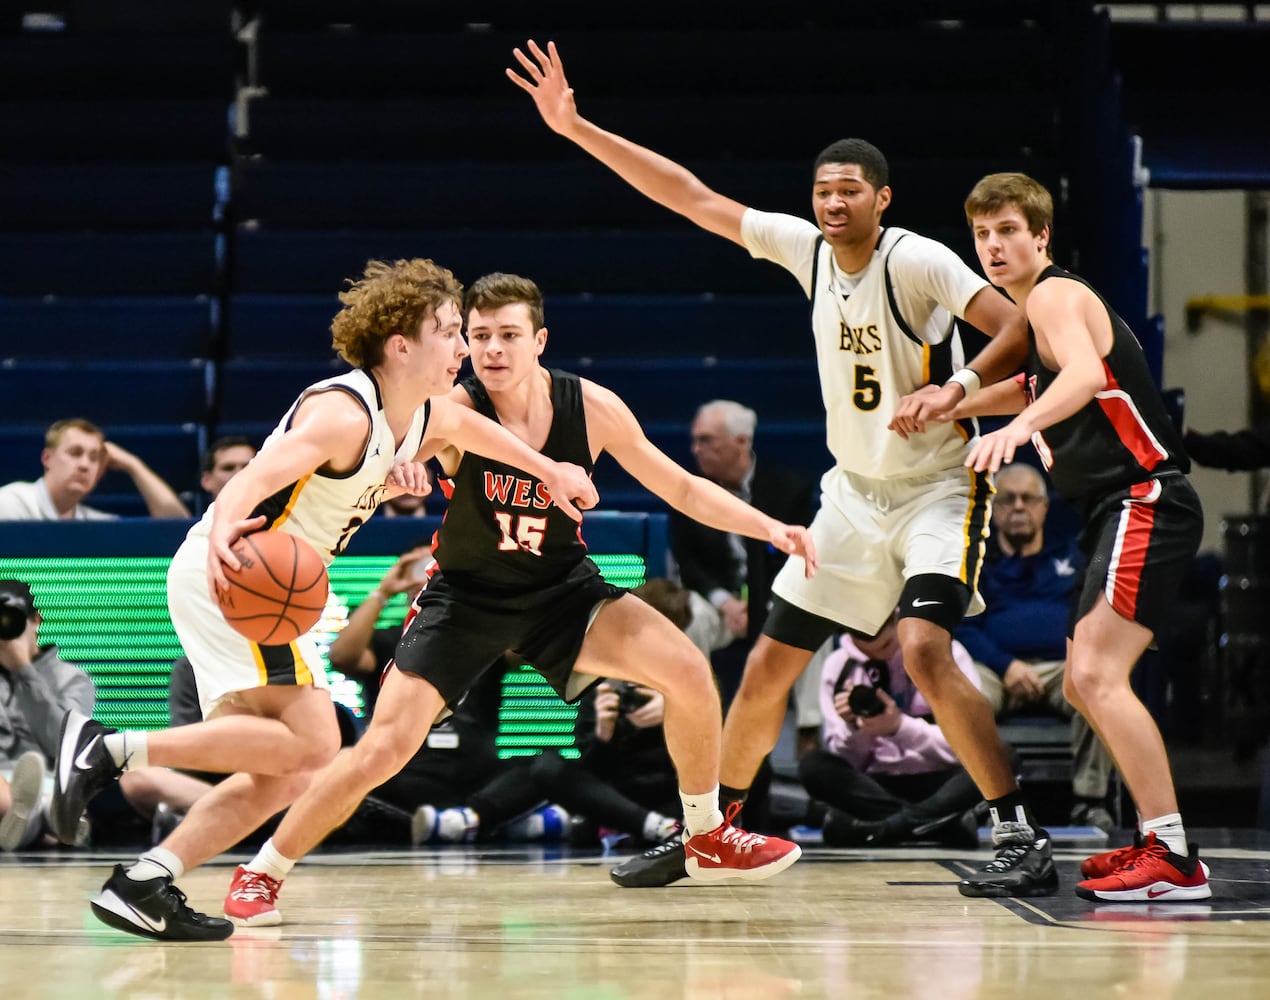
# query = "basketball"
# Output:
<box><xmin>216</xmin><ymin>531</ymin><xmax>329</xmax><ymax>645</ymax></box>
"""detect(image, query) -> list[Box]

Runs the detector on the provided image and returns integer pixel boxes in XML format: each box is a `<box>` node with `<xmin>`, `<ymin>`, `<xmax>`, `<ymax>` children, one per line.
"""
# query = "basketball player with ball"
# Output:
<box><xmin>50</xmin><ymin>258</ymin><xmax>598</xmax><ymax>941</ymax></box>
<box><xmin>215</xmin><ymin>272</ymin><xmax>816</xmax><ymax>930</ymax></box>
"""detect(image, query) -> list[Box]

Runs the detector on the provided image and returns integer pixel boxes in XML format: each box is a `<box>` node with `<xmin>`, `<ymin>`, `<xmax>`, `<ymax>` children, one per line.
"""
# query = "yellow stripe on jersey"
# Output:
<box><xmin>959</xmin><ymin>467</ymin><xmax>993</xmax><ymax>589</ymax></box>
<box><xmin>291</xmin><ymin>640</ymin><xmax>313</xmax><ymax>685</ymax></box>
<box><xmin>921</xmin><ymin>343</ymin><xmax>931</xmax><ymax>386</ymax></box>
<box><xmin>269</xmin><ymin>473</ymin><xmax>313</xmax><ymax>529</ymax></box>
<box><xmin>250</xmin><ymin>642</ymin><xmax>268</xmax><ymax>686</ymax></box>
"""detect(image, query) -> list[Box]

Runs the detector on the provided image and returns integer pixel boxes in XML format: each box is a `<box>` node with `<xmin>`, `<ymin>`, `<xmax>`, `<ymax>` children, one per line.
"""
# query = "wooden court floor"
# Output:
<box><xmin>2</xmin><ymin>832</ymin><xmax>1270</xmax><ymax>1000</ymax></box>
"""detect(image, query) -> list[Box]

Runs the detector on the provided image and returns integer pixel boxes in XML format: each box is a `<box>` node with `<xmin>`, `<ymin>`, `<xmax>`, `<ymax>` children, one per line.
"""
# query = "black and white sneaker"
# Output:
<box><xmin>958</xmin><ymin>821</ymin><xmax>1059</xmax><ymax>898</ymax></box>
<box><xmin>610</xmin><ymin>833</ymin><xmax>689</xmax><ymax>888</ymax></box>
<box><xmin>51</xmin><ymin>709</ymin><xmax>122</xmax><ymax>844</ymax></box>
<box><xmin>91</xmin><ymin>864</ymin><xmax>234</xmax><ymax>941</ymax></box>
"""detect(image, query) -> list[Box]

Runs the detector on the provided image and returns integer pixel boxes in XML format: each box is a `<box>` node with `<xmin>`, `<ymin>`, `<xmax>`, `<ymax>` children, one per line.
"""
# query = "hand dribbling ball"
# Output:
<box><xmin>216</xmin><ymin>531</ymin><xmax>329</xmax><ymax>644</ymax></box>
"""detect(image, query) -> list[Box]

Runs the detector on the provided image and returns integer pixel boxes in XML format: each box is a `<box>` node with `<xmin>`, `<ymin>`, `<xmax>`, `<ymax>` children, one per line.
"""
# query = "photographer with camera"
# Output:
<box><xmin>798</xmin><ymin>609</ymin><xmax>988</xmax><ymax>848</ymax></box>
<box><xmin>0</xmin><ymin>579</ymin><xmax>96</xmax><ymax>850</ymax></box>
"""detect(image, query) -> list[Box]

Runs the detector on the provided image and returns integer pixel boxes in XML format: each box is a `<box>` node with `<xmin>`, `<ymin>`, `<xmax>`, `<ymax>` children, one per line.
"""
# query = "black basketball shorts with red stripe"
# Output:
<box><xmin>1071</xmin><ymin>471</ymin><xmax>1203</xmax><ymax>639</ymax></box>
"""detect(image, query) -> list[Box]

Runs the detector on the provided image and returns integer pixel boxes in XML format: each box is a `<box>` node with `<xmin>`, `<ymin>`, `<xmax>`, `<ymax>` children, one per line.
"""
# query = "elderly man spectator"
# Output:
<box><xmin>0</xmin><ymin>418</ymin><xmax>189</xmax><ymax>520</ymax></box>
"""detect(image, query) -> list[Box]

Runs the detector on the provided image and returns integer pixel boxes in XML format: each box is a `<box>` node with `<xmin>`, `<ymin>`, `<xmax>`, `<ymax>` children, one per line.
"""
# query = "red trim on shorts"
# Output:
<box><xmin>1108</xmin><ymin>479</ymin><xmax>1158</xmax><ymax>619</ymax></box>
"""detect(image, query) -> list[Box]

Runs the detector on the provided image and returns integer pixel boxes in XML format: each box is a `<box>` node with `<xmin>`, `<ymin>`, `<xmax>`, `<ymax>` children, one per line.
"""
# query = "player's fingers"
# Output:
<box><xmin>555</xmin><ymin>496</ymin><xmax>583</xmax><ymax>522</ymax></box>
<box><xmin>527</xmin><ymin>38</ymin><xmax>550</xmax><ymax>67</ymax></box>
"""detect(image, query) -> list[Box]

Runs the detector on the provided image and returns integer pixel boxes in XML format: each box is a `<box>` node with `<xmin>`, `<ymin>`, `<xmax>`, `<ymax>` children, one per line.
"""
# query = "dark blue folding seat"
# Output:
<box><xmin>0</xmin><ymin>296</ymin><xmax>216</xmax><ymax>360</ymax></box>
<box><xmin>233</xmin><ymin>228</ymin><xmax>785</xmax><ymax>295</ymax></box>
<box><xmin>1</xmin><ymin>165</ymin><xmax>223</xmax><ymax>230</ymax></box>
<box><xmin>217</xmin><ymin>359</ymin><xmax>350</xmax><ymax>426</ymax></box>
<box><xmin>1</xmin><ymin>101</ymin><xmax>230</xmax><ymax>163</ymax></box>
<box><xmin>0</xmin><ymin>360</ymin><xmax>212</xmax><ymax>424</ymax></box>
<box><xmin>0</xmin><ymin>233</ymin><xmax>221</xmax><ymax>295</ymax></box>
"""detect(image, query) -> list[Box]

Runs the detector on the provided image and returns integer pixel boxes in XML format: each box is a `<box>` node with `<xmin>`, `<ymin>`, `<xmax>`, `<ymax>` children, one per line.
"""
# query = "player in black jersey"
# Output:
<box><xmin>895</xmin><ymin>173</ymin><xmax>1210</xmax><ymax>902</ymax></box>
<box><xmin>240</xmin><ymin>272</ymin><xmax>816</xmax><ymax>904</ymax></box>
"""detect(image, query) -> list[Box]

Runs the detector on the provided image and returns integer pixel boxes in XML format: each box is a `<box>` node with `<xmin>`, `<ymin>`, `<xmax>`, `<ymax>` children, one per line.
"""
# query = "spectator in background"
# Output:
<box><xmin>799</xmin><ymin>611</ymin><xmax>985</xmax><ymax>848</ymax></box>
<box><xmin>328</xmin><ymin>544</ymin><xmax>433</xmax><ymax>719</ymax></box>
<box><xmin>670</xmin><ymin>401</ymin><xmax>817</xmax><ymax>699</ymax></box>
<box><xmin>1183</xmin><ymin>422</ymin><xmax>1270</xmax><ymax>473</ymax></box>
<box><xmin>200</xmin><ymin>437</ymin><xmax>257</xmax><ymax>502</ymax></box>
<box><xmin>531</xmin><ymin>579</ymin><xmax>693</xmax><ymax>855</ymax></box>
<box><xmin>954</xmin><ymin>462</ymin><xmax>1116</xmax><ymax>832</ymax></box>
<box><xmin>0</xmin><ymin>579</ymin><xmax>96</xmax><ymax>849</ymax></box>
<box><xmin>0</xmin><ymin>418</ymin><xmax>189</xmax><ymax>520</ymax></box>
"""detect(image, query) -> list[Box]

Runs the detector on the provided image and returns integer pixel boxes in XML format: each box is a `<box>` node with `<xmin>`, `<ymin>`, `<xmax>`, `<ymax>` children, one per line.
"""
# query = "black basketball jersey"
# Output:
<box><xmin>432</xmin><ymin>368</ymin><xmax>595</xmax><ymax>593</ymax></box>
<box><xmin>1023</xmin><ymin>265</ymin><xmax>1189</xmax><ymax>509</ymax></box>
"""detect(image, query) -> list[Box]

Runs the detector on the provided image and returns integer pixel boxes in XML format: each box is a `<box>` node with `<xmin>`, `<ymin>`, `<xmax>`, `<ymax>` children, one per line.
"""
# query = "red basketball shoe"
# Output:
<box><xmin>1080</xmin><ymin>833</ymin><xmax>1145</xmax><ymax>879</ymax></box>
<box><xmin>224</xmin><ymin>865</ymin><xmax>283</xmax><ymax>926</ymax></box>
<box><xmin>683</xmin><ymin>803</ymin><xmax>801</xmax><ymax>883</ymax></box>
<box><xmin>1075</xmin><ymin>832</ymin><xmax>1211</xmax><ymax>902</ymax></box>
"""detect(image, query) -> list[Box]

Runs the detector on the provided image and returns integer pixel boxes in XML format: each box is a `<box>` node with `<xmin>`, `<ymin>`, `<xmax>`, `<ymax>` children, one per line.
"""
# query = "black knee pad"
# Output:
<box><xmin>897</xmin><ymin>574</ymin><xmax>971</xmax><ymax>633</ymax></box>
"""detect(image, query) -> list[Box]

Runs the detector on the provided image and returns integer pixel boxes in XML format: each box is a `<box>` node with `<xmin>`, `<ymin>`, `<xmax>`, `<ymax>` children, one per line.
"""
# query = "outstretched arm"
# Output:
<box><xmin>422</xmin><ymin>395</ymin><xmax>598</xmax><ymax>522</ymax></box>
<box><xmin>507</xmin><ymin>39</ymin><xmax>749</xmax><ymax>246</ymax></box>
<box><xmin>889</xmin><ymin>285</ymin><xmax>1028</xmax><ymax>437</ymax></box>
<box><xmin>966</xmin><ymin>282</ymin><xmax>1106</xmax><ymax>472</ymax></box>
<box><xmin>586</xmin><ymin>382</ymin><xmax>817</xmax><ymax>575</ymax></box>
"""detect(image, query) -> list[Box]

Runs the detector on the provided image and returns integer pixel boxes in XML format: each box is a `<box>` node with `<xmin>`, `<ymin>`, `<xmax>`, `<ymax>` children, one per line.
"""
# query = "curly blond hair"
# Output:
<box><xmin>331</xmin><ymin>259</ymin><xmax>464</xmax><ymax>368</ymax></box>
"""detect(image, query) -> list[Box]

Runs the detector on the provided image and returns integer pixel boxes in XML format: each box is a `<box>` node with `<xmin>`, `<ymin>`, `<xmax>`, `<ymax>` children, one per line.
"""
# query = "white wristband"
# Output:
<box><xmin>946</xmin><ymin>368</ymin><xmax>982</xmax><ymax>399</ymax></box>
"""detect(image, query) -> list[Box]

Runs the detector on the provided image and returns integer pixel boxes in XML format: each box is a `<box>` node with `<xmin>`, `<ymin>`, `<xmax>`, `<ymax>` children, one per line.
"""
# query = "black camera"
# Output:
<box><xmin>847</xmin><ymin>683</ymin><xmax>886</xmax><ymax>718</ymax></box>
<box><xmin>0</xmin><ymin>595</ymin><xmax>28</xmax><ymax>641</ymax></box>
<box><xmin>610</xmin><ymin>680</ymin><xmax>651</xmax><ymax>714</ymax></box>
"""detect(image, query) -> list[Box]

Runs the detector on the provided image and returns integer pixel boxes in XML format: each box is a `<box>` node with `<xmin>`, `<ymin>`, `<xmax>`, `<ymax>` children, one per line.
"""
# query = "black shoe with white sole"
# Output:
<box><xmin>90</xmin><ymin>865</ymin><xmax>234</xmax><ymax>941</ymax></box>
<box><xmin>51</xmin><ymin>709</ymin><xmax>122</xmax><ymax>845</ymax></box>
<box><xmin>610</xmin><ymin>834</ymin><xmax>689</xmax><ymax>888</ymax></box>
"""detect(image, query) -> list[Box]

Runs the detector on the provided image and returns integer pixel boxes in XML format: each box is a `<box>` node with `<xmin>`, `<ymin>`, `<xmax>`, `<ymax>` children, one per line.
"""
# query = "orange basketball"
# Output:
<box><xmin>216</xmin><ymin>531</ymin><xmax>329</xmax><ymax>645</ymax></box>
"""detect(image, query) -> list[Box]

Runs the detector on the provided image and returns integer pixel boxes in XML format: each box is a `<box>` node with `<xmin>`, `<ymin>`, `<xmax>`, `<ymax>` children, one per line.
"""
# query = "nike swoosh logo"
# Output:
<box><xmin>911</xmin><ymin>598</ymin><xmax>941</xmax><ymax>607</ymax></box>
<box><xmin>687</xmin><ymin>846</ymin><xmax>722</xmax><ymax>864</ymax></box>
<box><xmin>128</xmin><ymin>902</ymin><xmax>167</xmax><ymax>933</ymax></box>
<box><xmin>1146</xmin><ymin>887</ymin><xmax>1177</xmax><ymax>899</ymax></box>
<box><xmin>74</xmin><ymin>738</ymin><xmax>100</xmax><ymax>772</ymax></box>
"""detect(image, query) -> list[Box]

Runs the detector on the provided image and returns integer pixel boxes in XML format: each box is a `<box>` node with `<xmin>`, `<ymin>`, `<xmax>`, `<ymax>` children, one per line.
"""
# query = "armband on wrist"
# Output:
<box><xmin>946</xmin><ymin>367</ymin><xmax>982</xmax><ymax>399</ymax></box>
<box><xmin>367</xmin><ymin>589</ymin><xmax>388</xmax><ymax>607</ymax></box>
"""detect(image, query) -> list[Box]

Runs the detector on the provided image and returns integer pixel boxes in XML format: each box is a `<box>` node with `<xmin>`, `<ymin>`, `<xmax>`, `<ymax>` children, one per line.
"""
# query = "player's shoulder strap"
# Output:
<box><xmin>879</xmin><ymin>229</ymin><xmax>924</xmax><ymax>345</ymax></box>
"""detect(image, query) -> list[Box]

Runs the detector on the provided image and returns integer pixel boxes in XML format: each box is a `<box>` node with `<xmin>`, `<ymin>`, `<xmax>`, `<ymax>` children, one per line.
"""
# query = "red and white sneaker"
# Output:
<box><xmin>1075</xmin><ymin>832</ymin><xmax>1211</xmax><ymax>902</ymax></box>
<box><xmin>683</xmin><ymin>803</ymin><xmax>801</xmax><ymax>883</ymax></box>
<box><xmin>224</xmin><ymin>865</ymin><xmax>283</xmax><ymax>926</ymax></box>
<box><xmin>1081</xmin><ymin>832</ymin><xmax>1210</xmax><ymax>881</ymax></box>
<box><xmin>1080</xmin><ymin>833</ymin><xmax>1145</xmax><ymax>879</ymax></box>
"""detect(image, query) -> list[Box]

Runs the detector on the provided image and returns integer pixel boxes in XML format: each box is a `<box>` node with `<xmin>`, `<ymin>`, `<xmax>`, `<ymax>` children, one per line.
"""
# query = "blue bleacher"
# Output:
<box><xmin>0</xmin><ymin>233</ymin><xmax>222</xmax><ymax>295</ymax></box>
<box><xmin>0</xmin><ymin>297</ymin><xmax>216</xmax><ymax>360</ymax></box>
<box><xmin>2</xmin><ymin>165</ymin><xmax>225</xmax><ymax>230</ymax></box>
<box><xmin>0</xmin><ymin>360</ymin><xmax>212</xmax><ymax>425</ymax></box>
<box><xmin>1</xmin><ymin>101</ymin><xmax>231</xmax><ymax>163</ymax></box>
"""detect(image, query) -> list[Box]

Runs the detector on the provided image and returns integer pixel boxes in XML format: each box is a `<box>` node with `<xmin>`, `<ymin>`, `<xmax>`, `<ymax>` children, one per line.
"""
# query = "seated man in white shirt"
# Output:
<box><xmin>0</xmin><ymin>418</ymin><xmax>189</xmax><ymax>521</ymax></box>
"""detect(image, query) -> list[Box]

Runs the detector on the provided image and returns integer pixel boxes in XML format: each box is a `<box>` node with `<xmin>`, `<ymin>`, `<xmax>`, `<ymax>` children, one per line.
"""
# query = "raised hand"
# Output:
<box><xmin>506</xmin><ymin>39</ymin><xmax>580</xmax><ymax>135</ymax></box>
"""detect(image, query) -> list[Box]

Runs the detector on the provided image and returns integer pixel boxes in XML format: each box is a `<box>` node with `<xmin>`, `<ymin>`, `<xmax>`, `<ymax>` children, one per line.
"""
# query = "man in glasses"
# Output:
<box><xmin>955</xmin><ymin>461</ymin><xmax>1116</xmax><ymax>832</ymax></box>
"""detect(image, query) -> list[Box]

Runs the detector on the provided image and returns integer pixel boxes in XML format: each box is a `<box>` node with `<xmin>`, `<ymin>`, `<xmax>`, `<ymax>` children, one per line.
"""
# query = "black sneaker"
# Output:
<box><xmin>51</xmin><ymin>709</ymin><xmax>122</xmax><ymax>844</ymax></box>
<box><xmin>610</xmin><ymin>834</ymin><xmax>689</xmax><ymax>888</ymax></box>
<box><xmin>958</xmin><ymin>821</ymin><xmax>1059</xmax><ymax>898</ymax></box>
<box><xmin>911</xmin><ymin>809</ymin><xmax>981</xmax><ymax>850</ymax></box>
<box><xmin>91</xmin><ymin>864</ymin><xmax>234</xmax><ymax>941</ymax></box>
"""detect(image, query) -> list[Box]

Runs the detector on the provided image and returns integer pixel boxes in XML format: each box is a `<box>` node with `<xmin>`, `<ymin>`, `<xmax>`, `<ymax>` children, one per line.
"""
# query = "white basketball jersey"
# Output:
<box><xmin>191</xmin><ymin>368</ymin><xmax>431</xmax><ymax>564</ymax></box>
<box><xmin>742</xmin><ymin>210</ymin><xmax>989</xmax><ymax>480</ymax></box>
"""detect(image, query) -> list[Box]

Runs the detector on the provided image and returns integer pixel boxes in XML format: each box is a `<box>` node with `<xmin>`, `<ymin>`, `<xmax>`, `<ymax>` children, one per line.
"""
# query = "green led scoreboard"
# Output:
<box><xmin>0</xmin><ymin>515</ymin><xmax>665</xmax><ymax>760</ymax></box>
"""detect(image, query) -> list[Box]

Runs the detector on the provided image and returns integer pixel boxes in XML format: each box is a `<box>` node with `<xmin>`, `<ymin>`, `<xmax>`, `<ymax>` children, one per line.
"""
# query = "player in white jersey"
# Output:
<box><xmin>510</xmin><ymin>41</ymin><xmax>1058</xmax><ymax>897</ymax></box>
<box><xmin>49</xmin><ymin>258</ymin><xmax>598</xmax><ymax>941</ymax></box>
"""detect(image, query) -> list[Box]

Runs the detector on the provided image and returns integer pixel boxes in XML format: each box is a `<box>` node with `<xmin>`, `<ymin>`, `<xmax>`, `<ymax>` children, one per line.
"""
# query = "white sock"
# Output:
<box><xmin>127</xmin><ymin>846</ymin><xmax>184</xmax><ymax>882</ymax></box>
<box><xmin>246</xmin><ymin>838</ymin><xmax>297</xmax><ymax>881</ymax></box>
<box><xmin>679</xmin><ymin>788</ymin><xmax>724</xmax><ymax>836</ymax></box>
<box><xmin>1141</xmin><ymin>812</ymin><xmax>1187</xmax><ymax>856</ymax></box>
<box><xmin>104</xmin><ymin>732</ymin><xmax>149</xmax><ymax>771</ymax></box>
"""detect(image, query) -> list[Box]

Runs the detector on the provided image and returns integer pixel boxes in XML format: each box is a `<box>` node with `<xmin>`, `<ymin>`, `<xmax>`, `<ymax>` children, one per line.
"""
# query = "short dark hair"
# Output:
<box><xmin>464</xmin><ymin>272</ymin><xmax>545</xmax><ymax>332</ymax></box>
<box><xmin>202</xmin><ymin>436</ymin><xmax>255</xmax><ymax>473</ymax></box>
<box><xmin>813</xmin><ymin>139</ymin><xmax>889</xmax><ymax>190</ymax></box>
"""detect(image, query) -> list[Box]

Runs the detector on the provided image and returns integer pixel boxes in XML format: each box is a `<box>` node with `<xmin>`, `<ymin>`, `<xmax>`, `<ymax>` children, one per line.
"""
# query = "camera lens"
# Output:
<box><xmin>0</xmin><ymin>599</ymin><xmax>26</xmax><ymax>641</ymax></box>
<box><xmin>847</xmin><ymin>683</ymin><xmax>885</xmax><ymax>718</ymax></box>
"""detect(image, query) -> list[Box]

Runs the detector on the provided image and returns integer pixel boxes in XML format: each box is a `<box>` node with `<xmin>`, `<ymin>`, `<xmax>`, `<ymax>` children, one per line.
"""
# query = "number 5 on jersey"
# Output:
<box><xmin>853</xmin><ymin>364</ymin><xmax>881</xmax><ymax>411</ymax></box>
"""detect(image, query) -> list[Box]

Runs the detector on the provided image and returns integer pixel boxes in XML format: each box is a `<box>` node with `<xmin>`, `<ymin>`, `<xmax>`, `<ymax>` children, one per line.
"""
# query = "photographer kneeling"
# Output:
<box><xmin>799</xmin><ymin>609</ymin><xmax>995</xmax><ymax>848</ymax></box>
